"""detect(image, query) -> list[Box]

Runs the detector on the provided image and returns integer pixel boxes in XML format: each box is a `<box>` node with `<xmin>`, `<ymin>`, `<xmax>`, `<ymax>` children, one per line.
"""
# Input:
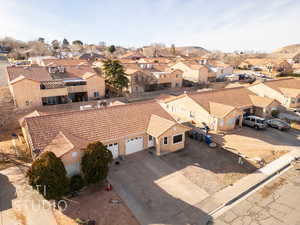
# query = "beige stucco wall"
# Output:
<box><xmin>10</xmin><ymin>79</ymin><xmax>42</xmax><ymax>109</ymax></box>
<box><xmin>86</xmin><ymin>75</ymin><xmax>105</xmax><ymax>99</ymax></box>
<box><xmin>157</xmin><ymin>125</ymin><xmax>187</xmax><ymax>155</ymax></box>
<box><xmin>40</xmin><ymin>87</ymin><xmax>68</xmax><ymax>98</ymax></box>
<box><xmin>161</xmin><ymin>96</ymin><xmax>212</xmax><ymax>125</ymax></box>
<box><xmin>216</xmin><ymin>109</ymin><xmax>243</xmax><ymax>131</ymax></box>
<box><xmin>248</xmin><ymin>83</ymin><xmax>286</xmax><ymax>106</ymax></box>
<box><xmin>171</xmin><ymin>62</ymin><xmax>208</xmax><ymax>83</ymax></box>
<box><xmin>61</xmin><ymin>148</ymin><xmax>85</xmax><ymax>167</ymax></box>
<box><xmin>248</xmin><ymin>83</ymin><xmax>299</xmax><ymax>108</ymax></box>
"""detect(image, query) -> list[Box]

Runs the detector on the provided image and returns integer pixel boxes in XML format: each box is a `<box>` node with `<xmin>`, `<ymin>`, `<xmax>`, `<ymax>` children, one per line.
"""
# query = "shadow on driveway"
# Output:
<box><xmin>0</xmin><ymin>173</ymin><xmax>17</xmax><ymax>211</ymax></box>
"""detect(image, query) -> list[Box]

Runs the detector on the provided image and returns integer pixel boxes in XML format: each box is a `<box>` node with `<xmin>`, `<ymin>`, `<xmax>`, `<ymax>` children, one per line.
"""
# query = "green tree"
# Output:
<box><xmin>107</xmin><ymin>45</ymin><xmax>116</xmax><ymax>54</ymax></box>
<box><xmin>51</xmin><ymin>40</ymin><xmax>60</xmax><ymax>50</ymax></box>
<box><xmin>81</xmin><ymin>142</ymin><xmax>113</xmax><ymax>184</ymax></box>
<box><xmin>62</xmin><ymin>38</ymin><xmax>69</xmax><ymax>46</ymax></box>
<box><xmin>26</xmin><ymin>151</ymin><xmax>69</xmax><ymax>200</ymax></box>
<box><xmin>72</xmin><ymin>40</ymin><xmax>83</xmax><ymax>46</ymax></box>
<box><xmin>103</xmin><ymin>59</ymin><xmax>129</xmax><ymax>93</ymax></box>
<box><xmin>38</xmin><ymin>37</ymin><xmax>45</xmax><ymax>43</ymax></box>
<box><xmin>170</xmin><ymin>44</ymin><xmax>176</xmax><ymax>55</ymax></box>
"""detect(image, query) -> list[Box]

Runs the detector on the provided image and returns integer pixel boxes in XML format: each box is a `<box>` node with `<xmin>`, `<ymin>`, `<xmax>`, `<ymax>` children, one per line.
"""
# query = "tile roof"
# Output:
<box><xmin>25</xmin><ymin>100</ymin><xmax>175</xmax><ymax>152</ymax></box>
<box><xmin>7</xmin><ymin>66</ymin><xmax>51</xmax><ymax>82</ymax></box>
<box><xmin>147</xmin><ymin>114</ymin><xmax>176</xmax><ymax>138</ymax></box>
<box><xmin>209</xmin><ymin>102</ymin><xmax>235</xmax><ymax>117</ymax></box>
<box><xmin>187</xmin><ymin>87</ymin><xmax>255</xmax><ymax>112</ymax></box>
<box><xmin>249</xmin><ymin>95</ymin><xmax>277</xmax><ymax>108</ymax></box>
<box><xmin>262</xmin><ymin>78</ymin><xmax>300</xmax><ymax>97</ymax></box>
<box><xmin>42</xmin><ymin>59</ymin><xmax>89</xmax><ymax>67</ymax></box>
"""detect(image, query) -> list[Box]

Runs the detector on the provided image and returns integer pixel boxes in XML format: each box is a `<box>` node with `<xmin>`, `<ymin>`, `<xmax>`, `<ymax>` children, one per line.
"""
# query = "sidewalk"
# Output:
<box><xmin>196</xmin><ymin>149</ymin><xmax>300</xmax><ymax>217</ymax></box>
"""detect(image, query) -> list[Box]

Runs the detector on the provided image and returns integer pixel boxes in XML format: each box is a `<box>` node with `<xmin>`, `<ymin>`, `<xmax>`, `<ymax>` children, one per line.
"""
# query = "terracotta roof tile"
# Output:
<box><xmin>25</xmin><ymin>100</ymin><xmax>175</xmax><ymax>152</ymax></box>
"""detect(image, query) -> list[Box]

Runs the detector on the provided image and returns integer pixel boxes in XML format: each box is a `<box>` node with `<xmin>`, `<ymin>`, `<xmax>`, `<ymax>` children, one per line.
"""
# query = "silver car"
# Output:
<box><xmin>266</xmin><ymin>119</ymin><xmax>291</xmax><ymax>131</ymax></box>
<box><xmin>243</xmin><ymin>116</ymin><xmax>267</xmax><ymax>129</ymax></box>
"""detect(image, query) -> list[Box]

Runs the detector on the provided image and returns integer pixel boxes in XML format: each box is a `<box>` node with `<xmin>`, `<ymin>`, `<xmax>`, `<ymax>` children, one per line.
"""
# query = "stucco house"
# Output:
<box><xmin>170</xmin><ymin>60</ymin><xmax>209</xmax><ymax>84</ymax></box>
<box><xmin>7</xmin><ymin>65</ymin><xmax>105</xmax><ymax>109</ymax></box>
<box><xmin>22</xmin><ymin>100</ymin><xmax>190</xmax><ymax>176</ymax></box>
<box><xmin>159</xmin><ymin>87</ymin><xmax>280</xmax><ymax>131</ymax></box>
<box><xmin>123</xmin><ymin>63</ymin><xmax>183</xmax><ymax>93</ymax></box>
<box><xmin>248</xmin><ymin>78</ymin><xmax>300</xmax><ymax>109</ymax></box>
<box><xmin>206</xmin><ymin>60</ymin><xmax>234</xmax><ymax>81</ymax></box>
<box><xmin>239</xmin><ymin>58</ymin><xmax>292</xmax><ymax>74</ymax></box>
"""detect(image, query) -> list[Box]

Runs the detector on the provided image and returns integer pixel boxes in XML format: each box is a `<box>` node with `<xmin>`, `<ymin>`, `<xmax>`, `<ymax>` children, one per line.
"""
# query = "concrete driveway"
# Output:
<box><xmin>109</xmin><ymin>151</ymin><xmax>212</xmax><ymax>225</ymax></box>
<box><xmin>108</xmin><ymin>139</ymin><xmax>256</xmax><ymax>225</ymax></box>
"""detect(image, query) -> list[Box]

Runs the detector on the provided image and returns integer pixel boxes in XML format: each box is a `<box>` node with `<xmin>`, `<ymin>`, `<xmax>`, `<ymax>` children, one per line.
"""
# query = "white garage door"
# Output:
<box><xmin>106</xmin><ymin>143</ymin><xmax>119</xmax><ymax>159</ymax></box>
<box><xmin>126</xmin><ymin>137</ymin><xmax>144</xmax><ymax>155</ymax></box>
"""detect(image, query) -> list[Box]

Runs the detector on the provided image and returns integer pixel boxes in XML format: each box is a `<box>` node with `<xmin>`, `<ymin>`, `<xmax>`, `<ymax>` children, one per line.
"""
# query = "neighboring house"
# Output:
<box><xmin>123</xmin><ymin>63</ymin><xmax>183</xmax><ymax>93</ymax></box>
<box><xmin>206</xmin><ymin>60</ymin><xmax>234</xmax><ymax>80</ymax></box>
<box><xmin>248</xmin><ymin>78</ymin><xmax>300</xmax><ymax>109</ymax></box>
<box><xmin>40</xmin><ymin>59</ymin><xmax>90</xmax><ymax>67</ymax></box>
<box><xmin>120</xmin><ymin>51</ymin><xmax>144</xmax><ymax>60</ymax></box>
<box><xmin>78</xmin><ymin>53</ymin><xmax>105</xmax><ymax>61</ymax></box>
<box><xmin>22</xmin><ymin>100</ymin><xmax>190</xmax><ymax>176</ymax></box>
<box><xmin>170</xmin><ymin>60</ymin><xmax>209</xmax><ymax>83</ymax></box>
<box><xmin>138</xmin><ymin>57</ymin><xmax>172</xmax><ymax>64</ymax></box>
<box><xmin>239</xmin><ymin>58</ymin><xmax>292</xmax><ymax>73</ymax></box>
<box><xmin>159</xmin><ymin>87</ymin><xmax>279</xmax><ymax>131</ymax></box>
<box><xmin>7</xmin><ymin>65</ymin><xmax>105</xmax><ymax>109</ymax></box>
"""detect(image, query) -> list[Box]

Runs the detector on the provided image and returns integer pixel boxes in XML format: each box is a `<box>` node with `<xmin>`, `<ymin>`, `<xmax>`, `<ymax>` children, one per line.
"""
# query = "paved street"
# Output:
<box><xmin>214</xmin><ymin>166</ymin><xmax>300</xmax><ymax>225</ymax></box>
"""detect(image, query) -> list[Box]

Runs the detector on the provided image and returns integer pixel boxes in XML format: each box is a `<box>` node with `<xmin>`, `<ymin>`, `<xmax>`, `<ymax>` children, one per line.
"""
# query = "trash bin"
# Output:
<box><xmin>204</xmin><ymin>135</ymin><xmax>212</xmax><ymax>145</ymax></box>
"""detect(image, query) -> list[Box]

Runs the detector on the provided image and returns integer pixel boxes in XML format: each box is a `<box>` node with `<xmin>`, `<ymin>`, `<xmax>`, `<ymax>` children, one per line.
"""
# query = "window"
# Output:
<box><xmin>149</xmin><ymin>135</ymin><xmax>153</xmax><ymax>141</ymax></box>
<box><xmin>173</xmin><ymin>134</ymin><xmax>183</xmax><ymax>144</ymax></box>
<box><xmin>163</xmin><ymin>137</ymin><xmax>168</xmax><ymax>145</ymax></box>
<box><xmin>291</xmin><ymin>98</ymin><xmax>296</xmax><ymax>104</ymax></box>
<box><xmin>94</xmin><ymin>92</ymin><xmax>100</xmax><ymax>97</ymax></box>
<box><xmin>298</xmin><ymin>98</ymin><xmax>300</xmax><ymax>103</ymax></box>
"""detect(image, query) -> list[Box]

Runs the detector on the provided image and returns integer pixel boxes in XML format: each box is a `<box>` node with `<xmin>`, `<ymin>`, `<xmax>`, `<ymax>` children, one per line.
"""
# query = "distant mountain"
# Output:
<box><xmin>176</xmin><ymin>46</ymin><xmax>210</xmax><ymax>56</ymax></box>
<box><xmin>272</xmin><ymin>44</ymin><xmax>300</xmax><ymax>54</ymax></box>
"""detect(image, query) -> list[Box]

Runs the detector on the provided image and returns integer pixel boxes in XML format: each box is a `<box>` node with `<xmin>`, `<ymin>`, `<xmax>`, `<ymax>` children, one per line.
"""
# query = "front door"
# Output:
<box><xmin>148</xmin><ymin>135</ymin><xmax>155</xmax><ymax>148</ymax></box>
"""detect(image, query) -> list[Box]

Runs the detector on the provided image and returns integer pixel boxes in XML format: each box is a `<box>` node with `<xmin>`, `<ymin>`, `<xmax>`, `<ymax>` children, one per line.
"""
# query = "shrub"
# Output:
<box><xmin>81</xmin><ymin>142</ymin><xmax>113</xmax><ymax>184</ymax></box>
<box><xmin>26</xmin><ymin>151</ymin><xmax>69</xmax><ymax>200</ymax></box>
<box><xmin>70</xmin><ymin>174</ymin><xmax>85</xmax><ymax>192</ymax></box>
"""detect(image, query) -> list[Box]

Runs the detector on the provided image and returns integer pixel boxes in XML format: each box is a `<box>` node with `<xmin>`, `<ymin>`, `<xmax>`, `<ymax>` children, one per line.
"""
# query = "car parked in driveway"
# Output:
<box><xmin>266</xmin><ymin>119</ymin><xmax>291</xmax><ymax>131</ymax></box>
<box><xmin>243</xmin><ymin>115</ymin><xmax>267</xmax><ymax>129</ymax></box>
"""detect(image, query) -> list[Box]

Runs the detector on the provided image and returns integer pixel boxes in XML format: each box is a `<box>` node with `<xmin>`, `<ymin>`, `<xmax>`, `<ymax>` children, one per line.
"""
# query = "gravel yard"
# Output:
<box><xmin>55</xmin><ymin>185</ymin><xmax>139</xmax><ymax>225</ymax></box>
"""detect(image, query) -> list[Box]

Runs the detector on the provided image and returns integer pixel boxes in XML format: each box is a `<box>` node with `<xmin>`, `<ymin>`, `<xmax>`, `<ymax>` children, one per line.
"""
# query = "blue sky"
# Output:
<box><xmin>1</xmin><ymin>0</ymin><xmax>299</xmax><ymax>52</ymax></box>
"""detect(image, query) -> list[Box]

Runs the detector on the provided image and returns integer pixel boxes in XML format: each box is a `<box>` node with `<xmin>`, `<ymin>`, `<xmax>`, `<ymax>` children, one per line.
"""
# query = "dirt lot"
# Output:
<box><xmin>55</xmin><ymin>185</ymin><xmax>139</xmax><ymax>225</ymax></box>
<box><xmin>0</xmin><ymin>129</ymin><xmax>31</xmax><ymax>170</ymax></box>
<box><xmin>211</xmin><ymin>127</ymin><xmax>299</xmax><ymax>165</ymax></box>
<box><xmin>161</xmin><ymin>138</ymin><xmax>257</xmax><ymax>193</ymax></box>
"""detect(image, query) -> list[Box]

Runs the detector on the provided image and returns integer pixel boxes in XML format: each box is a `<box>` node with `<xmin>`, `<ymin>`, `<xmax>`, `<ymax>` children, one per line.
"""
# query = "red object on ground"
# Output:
<box><xmin>106</xmin><ymin>183</ymin><xmax>113</xmax><ymax>191</ymax></box>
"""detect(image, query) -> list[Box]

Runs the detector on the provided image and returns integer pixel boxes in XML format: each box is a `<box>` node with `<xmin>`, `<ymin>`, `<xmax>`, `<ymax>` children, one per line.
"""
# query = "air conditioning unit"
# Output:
<box><xmin>80</xmin><ymin>105</ymin><xmax>92</xmax><ymax>110</ymax></box>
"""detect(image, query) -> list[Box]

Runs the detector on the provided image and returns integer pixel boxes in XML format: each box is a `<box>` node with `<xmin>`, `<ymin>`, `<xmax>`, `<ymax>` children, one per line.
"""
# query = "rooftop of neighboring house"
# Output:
<box><xmin>24</xmin><ymin>100</ymin><xmax>176</xmax><ymax>152</ymax></box>
<box><xmin>163</xmin><ymin>87</ymin><xmax>276</xmax><ymax>116</ymax></box>
<box><xmin>78</xmin><ymin>52</ymin><xmax>106</xmax><ymax>61</ymax></box>
<box><xmin>256</xmin><ymin>78</ymin><xmax>300</xmax><ymax>97</ymax></box>
<box><xmin>241</xmin><ymin>58</ymin><xmax>290</xmax><ymax>67</ymax></box>
<box><xmin>122</xmin><ymin>63</ymin><xmax>179</xmax><ymax>76</ymax></box>
<box><xmin>7</xmin><ymin>65</ymin><xmax>102</xmax><ymax>83</ymax></box>
<box><xmin>42</xmin><ymin>59</ymin><xmax>90</xmax><ymax>67</ymax></box>
<box><xmin>174</xmin><ymin>60</ymin><xmax>207</xmax><ymax>70</ymax></box>
<box><xmin>120</xmin><ymin>51</ymin><xmax>145</xmax><ymax>59</ymax></box>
